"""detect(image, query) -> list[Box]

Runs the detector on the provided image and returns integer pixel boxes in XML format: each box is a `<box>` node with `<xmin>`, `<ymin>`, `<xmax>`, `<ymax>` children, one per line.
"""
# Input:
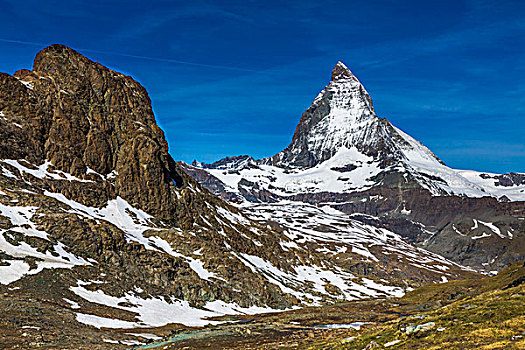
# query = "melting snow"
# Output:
<box><xmin>43</xmin><ymin>192</ymin><xmax>158</xmax><ymax>247</ymax></box>
<box><xmin>0</xmin><ymin>202</ymin><xmax>90</xmax><ymax>284</ymax></box>
<box><xmin>71</xmin><ymin>283</ymin><xmax>282</xmax><ymax>328</ymax></box>
<box><xmin>235</xmin><ymin>250</ymin><xmax>404</xmax><ymax>302</ymax></box>
<box><xmin>478</xmin><ymin>220</ymin><xmax>504</xmax><ymax>238</ymax></box>
<box><xmin>241</xmin><ymin>201</ymin><xmax>473</xmax><ymax>293</ymax></box>
<box><xmin>384</xmin><ymin>340</ymin><xmax>402</xmax><ymax>347</ymax></box>
<box><xmin>63</xmin><ymin>298</ymin><xmax>81</xmax><ymax>309</ymax></box>
<box><xmin>471</xmin><ymin>232</ymin><xmax>491</xmax><ymax>240</ymax></box>
<box><xmin>314</xmin><ymin>322</ymin><xmax>368</xmax><ymax>330</ymax></box>
<box><xmin>76</xmin><ymin>313</ymin><xmax>139</xmax><ymax>329</ymax></box>
<box><xmin>18</xmin><ymin>80</ymin><xmax>34</xmax><ymax>90</ymax></box>
<box><xmin>1</xmin><ymin>159</ymin><xmax>93</xmax><ymax>183</ymax></box>
<box><xmin>0</xmin><ymin>203</ymin><xmax>48</xmax><ymax>239</ymax></box>
<box><xmin>127</xmin><ymin>333</ymin><xmax>162</xmax><ymax>340</ymax></box>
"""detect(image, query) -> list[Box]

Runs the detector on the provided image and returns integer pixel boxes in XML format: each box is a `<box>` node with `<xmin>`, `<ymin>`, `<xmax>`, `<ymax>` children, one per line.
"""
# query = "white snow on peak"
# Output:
<box><xmin>202</xmin><ymin>119</ymin><xmax>524</xmax><ymax>201</ymax></box>
<box><xmin>196</xmin><ymin>63</ymin><xmax>524</xmax><ymax>201</ymax></box>
<box><xmin>276</xmin><ymin>66</ymin><xmax>377</xmax><ymax>167</ymax></box>
<box><xmin>393</xmin><ymin>126</ymin><xmax>525</xmax><ymax>200</ymax></box>
<box><xmin>335</xmin><ymin>61</ymin><xmax>349</xmax><ymax>70</ymax></box>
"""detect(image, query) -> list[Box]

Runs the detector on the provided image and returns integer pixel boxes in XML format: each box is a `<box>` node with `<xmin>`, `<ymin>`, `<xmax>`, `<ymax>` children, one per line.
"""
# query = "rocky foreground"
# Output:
<box><xmin>2</xmin><ymin>261</ymin><xmax>522</xmax><ymax>349</ymax></box>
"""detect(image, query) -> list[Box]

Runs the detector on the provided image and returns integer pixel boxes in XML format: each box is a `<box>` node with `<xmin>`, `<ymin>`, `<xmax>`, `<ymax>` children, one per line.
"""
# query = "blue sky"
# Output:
<box><xmin>0</xmin><ymin>0</ymin><xmax>523</xmax><ymax>173</ymax></box>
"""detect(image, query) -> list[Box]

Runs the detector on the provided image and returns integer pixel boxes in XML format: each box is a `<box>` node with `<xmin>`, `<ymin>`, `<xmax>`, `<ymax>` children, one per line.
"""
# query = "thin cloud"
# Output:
<box><xmin>110</xmin><ymin>4</ymin><xmax>252</xmax><ymax>41</ymax></box>
<box><xmin>0</xmin><ymin>38</ymin><xmax>260</xmax><ymax>72</ymax></box>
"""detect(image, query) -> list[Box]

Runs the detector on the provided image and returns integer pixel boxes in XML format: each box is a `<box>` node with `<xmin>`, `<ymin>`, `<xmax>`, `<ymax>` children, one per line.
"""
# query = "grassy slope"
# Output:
<box><xmin>304</xmin><ymin>261</ymin><xmax>525</xmax><ymax>350</ymax></box>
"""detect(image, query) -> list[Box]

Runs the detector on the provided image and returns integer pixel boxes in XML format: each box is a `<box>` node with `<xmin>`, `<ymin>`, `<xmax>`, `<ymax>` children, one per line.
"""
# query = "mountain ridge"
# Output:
<box><xmin>196</xmin><ymin>61</ymin><xmax>523</xmax><ymax>201</ymax></box>
<box><xmin>187</xmin><ymin>61</ymin><xmax>525</xmax><ymax>273</ymax></box>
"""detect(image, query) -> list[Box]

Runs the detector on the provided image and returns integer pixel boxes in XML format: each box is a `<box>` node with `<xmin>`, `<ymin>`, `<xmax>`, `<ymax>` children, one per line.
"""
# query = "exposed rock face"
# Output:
<box><xmin>481</xmin><ymin>172</ymin><xmax>525</xmax><ymax>187</ymax></box>
<box><xmin>1</xmin><ymin>44</ymin><xmax>185</xmax><ymax>220</ymax></box>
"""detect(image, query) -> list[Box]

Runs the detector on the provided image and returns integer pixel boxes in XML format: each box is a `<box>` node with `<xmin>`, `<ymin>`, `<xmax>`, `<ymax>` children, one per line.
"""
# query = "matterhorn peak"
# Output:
<box><xmin>268</xmin><ymin>62</ymin><xmax>381</xmax><ymax>168</ymax></box>
<box><xmin>331</xmin><ymin>61</ymin><xmax>356</xmax><ymax>81</ymax></box>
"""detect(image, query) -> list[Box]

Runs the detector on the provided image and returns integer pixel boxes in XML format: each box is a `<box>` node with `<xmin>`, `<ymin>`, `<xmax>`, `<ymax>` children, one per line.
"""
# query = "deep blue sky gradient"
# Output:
<box><xmin>0</xmin><ymin>0</ymin><xmax>523</xmax><ymax>173</ymax></box>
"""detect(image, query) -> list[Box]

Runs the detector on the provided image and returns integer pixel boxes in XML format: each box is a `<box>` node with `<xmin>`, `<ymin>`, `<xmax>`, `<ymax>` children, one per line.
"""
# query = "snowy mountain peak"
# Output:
<box><xmin>331</xmin><ymin>61</ymin><xmax>355</xmax><ymax>81</ymax></box>
<box><xmin>270</xmin><ymin>62</ymin><xmax>380</xmax><ymax>168</ymax></box>
<box><xmin>194</xmin><ymin>62</ymin><xmax>525</xmax><ymax>202</ymax></box>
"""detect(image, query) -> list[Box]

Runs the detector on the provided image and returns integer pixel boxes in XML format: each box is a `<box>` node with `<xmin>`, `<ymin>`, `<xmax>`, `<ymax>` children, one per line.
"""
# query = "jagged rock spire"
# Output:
<box><xmin>331</xmin><ymin>61</ymin><xmax>355</xmax><ymax>81</ymax></box>
<box><xmin>271</xmin><ymin>62</ymin><xmax>382</xmax><ymax>168</ymax></box>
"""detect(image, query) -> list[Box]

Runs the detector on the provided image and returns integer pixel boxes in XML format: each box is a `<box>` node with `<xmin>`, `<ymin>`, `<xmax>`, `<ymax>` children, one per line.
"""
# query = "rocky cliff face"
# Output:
<box><xmin>188</xmin><ymin>62</ymin><xmax>525</xmax><ymax>273</ymax></box>
<box><xmin>0</xmin><ymin>45</ymin><xmax>300</xmax><ymax>314</ymax></box>
<box><xmin>1</xmin><ymin>45</ymin><xmax>187</xmax><ymax>221</ymax></box>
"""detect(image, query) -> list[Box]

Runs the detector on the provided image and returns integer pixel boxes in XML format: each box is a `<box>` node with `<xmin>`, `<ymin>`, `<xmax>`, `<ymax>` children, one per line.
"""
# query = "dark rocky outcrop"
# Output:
<box><xmin>1</xmin><ymin>44</ymin><xmax>187</xmax><ymax>221</ymax></box>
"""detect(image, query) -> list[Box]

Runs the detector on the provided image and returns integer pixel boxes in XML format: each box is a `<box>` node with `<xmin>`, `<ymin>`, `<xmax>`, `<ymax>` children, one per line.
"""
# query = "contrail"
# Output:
<box><xmin>0</xmin><ymin>38</ymin><xmax>259</xmax><ymax>73</ymax></box>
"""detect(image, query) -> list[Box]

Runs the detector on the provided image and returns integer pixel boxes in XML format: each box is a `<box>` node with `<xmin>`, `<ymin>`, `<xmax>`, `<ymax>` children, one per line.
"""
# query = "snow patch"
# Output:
<box><xmin>1</xmin><ymin>159</ymin><xmax>92</xmax><ymax>183</ymax></box>
<box><xmin>71</xmin><ymin>284</ymin><xmax>282</xmax><ymax>328</ymax></box>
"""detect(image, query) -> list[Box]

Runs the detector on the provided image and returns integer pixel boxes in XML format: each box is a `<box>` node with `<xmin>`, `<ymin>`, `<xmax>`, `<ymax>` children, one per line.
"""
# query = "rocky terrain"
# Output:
<box><xmin>187</xmin><ymin>62</ymin><xmax>525</xmax><ymax>273</ymax></box>
<box><xmin>0</xmin><ymin>45</ymin><xmax>492</xmax><ymax>349</ymax></box>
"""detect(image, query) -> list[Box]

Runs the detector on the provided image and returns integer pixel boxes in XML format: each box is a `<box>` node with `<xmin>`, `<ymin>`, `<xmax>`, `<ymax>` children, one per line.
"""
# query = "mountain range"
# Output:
<box><xmin>184</xmin><ymin>61</ymin><xmax>524</xmax><ymax>273</ymax></box>
<box><xmin>0</xmin><ymin>45</ymin><xmax>522</xmax><ymax>349</ymax></box>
